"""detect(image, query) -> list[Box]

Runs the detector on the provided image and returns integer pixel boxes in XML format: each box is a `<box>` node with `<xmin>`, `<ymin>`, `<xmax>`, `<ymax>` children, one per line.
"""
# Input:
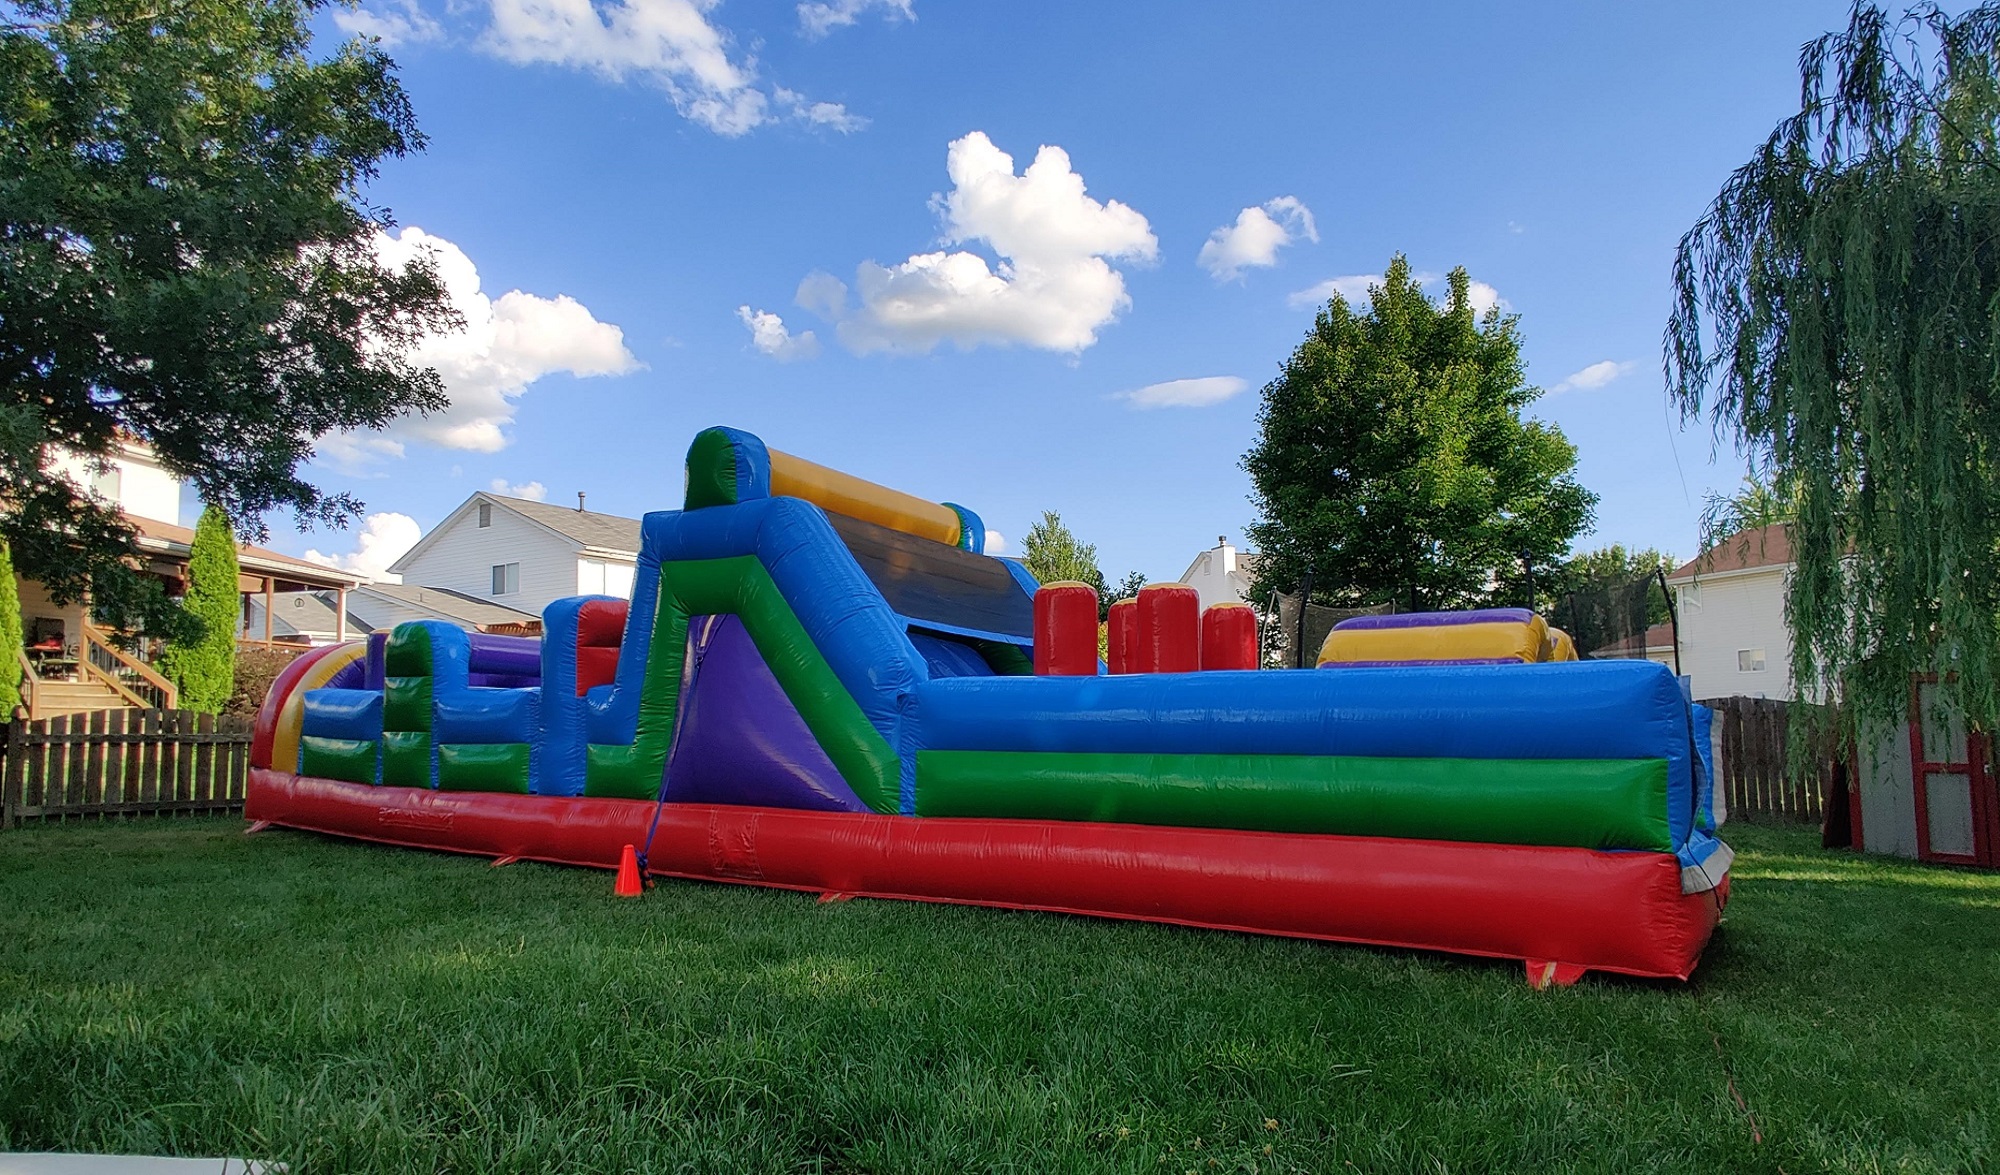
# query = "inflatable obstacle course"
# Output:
<box><xmin>250</xmin><ymin>425</ymin><xmax>1731</xmax><ymax>983</ymax></box>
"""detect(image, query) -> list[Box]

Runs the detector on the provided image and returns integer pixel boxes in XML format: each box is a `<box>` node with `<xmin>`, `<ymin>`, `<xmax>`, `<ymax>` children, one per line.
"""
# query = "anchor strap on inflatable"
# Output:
<box><xmin>635</xmin><ymin>616</ymin><xmax>714</xmax><ymax>880</ymax></box>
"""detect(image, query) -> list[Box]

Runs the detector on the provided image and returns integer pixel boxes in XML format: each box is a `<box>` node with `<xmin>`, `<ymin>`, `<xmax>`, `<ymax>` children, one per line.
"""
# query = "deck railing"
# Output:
<box><xmin>80</xmin><ymin>623</ymin><xmax>178</xmax><ymax>711</ymax></box>
<box><xmin>11</xmin><ymin>650</ymin><xmax>35</xmax><ymax>721</ymax></box>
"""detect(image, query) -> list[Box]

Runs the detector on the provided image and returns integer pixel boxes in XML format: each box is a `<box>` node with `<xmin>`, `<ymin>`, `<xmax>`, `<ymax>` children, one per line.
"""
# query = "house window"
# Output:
<box><xmin>1738</xmin><ymin>648</ymin><xmax>1767</xmax><ymax>672</ymax></box>
<box><xmin>579</xmin><ymin>559</ymin><xmax>637</xmax><ymax>599</ymax></box>
<box><xmin>478</xmin><ymin>502</ymin><xmax>492</xmax><ymax>528</ymax></box>
<box><xmin>491</xmin><ymin>562</ymin><xmax>519</xmax><ymax>596</ymax></box>
<box><xmin>90</xmin><ymin>466</ymin><xmax>122</xmax><ymax>504</ymax></box>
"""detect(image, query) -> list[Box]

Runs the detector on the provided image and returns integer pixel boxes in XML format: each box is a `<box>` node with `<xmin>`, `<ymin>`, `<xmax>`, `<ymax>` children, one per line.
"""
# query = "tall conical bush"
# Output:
<box><xmin>0</xmin><ymin>540</ymin><xmax>22</xmax><ymax>719</ymax></box>
<box><xmin>157</xmin><ymin>506</ymin><xmax>240</xmax><ymax>713</ymax></box>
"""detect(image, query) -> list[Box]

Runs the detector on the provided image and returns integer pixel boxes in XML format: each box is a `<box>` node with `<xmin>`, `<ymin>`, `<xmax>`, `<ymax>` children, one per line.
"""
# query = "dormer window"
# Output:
<box><xmin>478</xmin><ymin>502</ymin><xmax>492</xmax><ymax>528</ymax></box>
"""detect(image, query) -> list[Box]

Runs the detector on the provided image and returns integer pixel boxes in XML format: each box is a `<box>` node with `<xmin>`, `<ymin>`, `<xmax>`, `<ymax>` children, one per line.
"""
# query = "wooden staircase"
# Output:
<box><xmin>25</xmin><ymin>678</ymin><xmax>131</xmax><ymax>719</ymax></box>
<box><xmin>16</xmin><ymin>623</ymin><xmax>179</xmax><ymax>722</ymax></box>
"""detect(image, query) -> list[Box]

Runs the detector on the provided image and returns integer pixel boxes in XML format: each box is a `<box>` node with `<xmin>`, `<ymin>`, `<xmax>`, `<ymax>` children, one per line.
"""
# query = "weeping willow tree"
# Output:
<box><xmin>1667</xmin><ymin>1</ymin><xmax>2000</xmax><ymax>737</ymax></box>
<box><xmin>1698</xmin><ymin>473</ymin><xmax>1799</xmax><ymax>551</ymax></box>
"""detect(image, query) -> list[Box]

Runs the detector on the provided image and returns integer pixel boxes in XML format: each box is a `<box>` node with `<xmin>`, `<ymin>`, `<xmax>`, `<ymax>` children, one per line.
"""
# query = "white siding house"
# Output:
<box><xmin>1177</xmin><ymin>536</ymin><xmax>1262</xmax><ymax>610</ymax></box>
<box><xmin>1666</xmin><ymin>524</ymin><xmax>1793</xmax><ymax>701</ymax></box>
<box><xmin>17</xmin><ymin>439</ymin><xmax>364</xmax><ymax>716</ymax></box>
<box><xmin>47</xmin><ymin>437</ymin><xmax>184</xmax><ymax>527</ymax></box>
<box><xmin>389</xmin><ymin>492</ymin><xmax>642</xmax><ymax>620</ymax></box>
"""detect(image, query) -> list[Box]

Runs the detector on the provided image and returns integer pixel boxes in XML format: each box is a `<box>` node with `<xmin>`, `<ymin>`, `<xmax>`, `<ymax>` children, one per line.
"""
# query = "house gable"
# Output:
<box><xmin>391</xmin><ymin>494</ymin><xmax>587</xmax><ymax>616</ymax></box>
<box><xmin>1178</xmin><ymin>539</ymin><xmax>1261</xmax><ymax>611</ymax></box>
<box><xmin>1673</xmin><ymin>563</ymin><xmax>1791</xmax><ymax>701</ymax></box>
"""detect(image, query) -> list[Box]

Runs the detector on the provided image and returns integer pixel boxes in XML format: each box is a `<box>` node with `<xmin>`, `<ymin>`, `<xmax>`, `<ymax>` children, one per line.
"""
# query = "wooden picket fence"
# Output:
<box><xmin>0</xmin><ymin>709</ymin><xmax>254</xmax><ymax>828</ymax></box>
<box><xmin>1700</xmin><ymin>695</ymin><xmax>1837</xmax><ymax>823</ymax></box>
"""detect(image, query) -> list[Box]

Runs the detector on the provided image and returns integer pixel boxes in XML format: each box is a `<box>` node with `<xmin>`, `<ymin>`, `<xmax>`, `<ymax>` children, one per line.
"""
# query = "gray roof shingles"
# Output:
<box><xmin>493</xmin><ymin>493</ymin><xmax>643</xmax><ymax>553</ymax></box>
<box><xmin>360</xmin><ymin>583</ymin><xmax>539</xmax><ymax>627</ymax></box>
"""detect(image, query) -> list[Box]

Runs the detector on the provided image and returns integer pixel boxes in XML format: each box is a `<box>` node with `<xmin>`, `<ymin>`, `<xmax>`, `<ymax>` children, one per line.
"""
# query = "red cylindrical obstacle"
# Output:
<box><xmin>1200</xmin><ymin>602</ymin><xmax>1260</xmax><ymax>671</ymax></box>
<box><xmin>1106</xmin><ymin>598</ymin><xmax>1138</xmax><ymax>675</ymax></box>
<box><xmin>1135</xmin><ymin>583</ymin><xmax>1200</xmax><ymax>673</ymax></box>
<box><xmin>1033</xmin><ymin>581</ymin><xmax>1101</xmax><ymax>676</ymax></box>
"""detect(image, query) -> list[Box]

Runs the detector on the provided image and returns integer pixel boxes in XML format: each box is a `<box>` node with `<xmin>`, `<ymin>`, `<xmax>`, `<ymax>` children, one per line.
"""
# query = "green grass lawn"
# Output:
<box><xmin>0</xmin><ymin>819</ymin><xmax>1994</xmax><ymax>1173</ymax></box>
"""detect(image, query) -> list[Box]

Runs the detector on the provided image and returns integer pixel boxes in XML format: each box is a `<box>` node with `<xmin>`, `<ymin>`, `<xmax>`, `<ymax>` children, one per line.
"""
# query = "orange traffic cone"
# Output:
<box><xmin>614</xmin><ymin>843</ymin><xmax>644</xmax><ymax>898</ymax></box>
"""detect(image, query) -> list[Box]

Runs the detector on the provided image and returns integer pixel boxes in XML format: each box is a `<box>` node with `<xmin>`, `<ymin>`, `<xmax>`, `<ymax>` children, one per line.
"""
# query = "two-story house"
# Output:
<box><xmin>1177</xmin><ymin>536</ymin><xmax>1262</xmax><ymax>610</ymax></box>
<box><xmin>17</xmin><ymin>439</ymin><xmax>365</xmax><ymax>717</ymax></box>
<box><xmin>1664</xmin><ymin>523</ymin><xmax>1793</xmax><ymax>702</ymax></box>
<box><xmin>388</xmin><ymin>492</ymin><xmax>643</xmax><ymax>620</ymax></box>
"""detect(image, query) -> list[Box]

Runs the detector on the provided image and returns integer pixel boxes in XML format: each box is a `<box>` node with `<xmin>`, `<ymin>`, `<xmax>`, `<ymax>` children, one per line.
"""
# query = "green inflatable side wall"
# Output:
<box><xmin>913</xmin><ymin>750</ymin><xmax>1673</xmax><ymax>851</ymax></box>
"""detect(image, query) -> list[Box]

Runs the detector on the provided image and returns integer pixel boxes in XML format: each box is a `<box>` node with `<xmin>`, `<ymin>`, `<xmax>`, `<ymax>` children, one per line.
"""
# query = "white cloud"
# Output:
<box><xmin>489</xmin><ymin>478</ymin><xmax>549</xmax><ymax>500</ymax></box>
<box><xmin>1466</xmin><ymin>280</ymin><xmax>1504</xmax><ymax>317</ymax></box>
<box><xmin>1119</xmin><ymin>376</ymin><xmax>1249</xmax><ymax>410</ymax></box>
<box><xmin>737</xmin><ymin>306</ymin><xmax>820</xmax><ymax>361</ymax></box>
<box><xmin>1552</xmin><ymin>359</ymin><xmax>1638</xmax><ymax>394</ymax></box>
<box><xmin>1288</xmin><ymin>273</ymin><xmax>1381</xmax><ymax>309</ymax></box>
<box><xmin>799</xmin><ymin>0</ymin><xmax>913</xmax><ymax>38</ymax></box>
<box><xmin>316</xmin><ymin>434</ymin><xmax>407</xmax><ymax>467</ymax></box>
<box><xmin>482</xmin><ymin>0</ymin><xmax>775</xmax><ymax>135</ymax></box>
<box><xmin>812</xmin><ymin>131</ymin><xmax>1158</xmax><ymax>355</ymax></box>
<box><xmin>1287</xmin><ymin>271</ymin><xmax>1504</xmax><ymax>316</ymax></box>
<box><xmin>1198</xmin><ymin>196</ymin><xmax>1317</xmax><ymax>280</ymax></box>
<box><xmin>796</xmin><ymin>271</ymin><xmax>848</xmax><ymax>318</ymax></box>
<box><xmin>320</xmin><ymin>227</ymin><xmax>639</xmax><ymax>466</ymax></box>
<box><xmin>775</xmin><ymin>88</ymin><xmax>867</xmax><ymax>132</ymax></box>
<box><xmin>984</xmin><ymin>528</ymin><xmax>1006</xmax><ymax>554</ymax></box>
<box><xmin>334</xmin><ymin>0</ymin><xmax>443</xmax><ymax>45</ymax></box>
<box><xmin>304</xmin><ymin>512</ymin><xmax>422</xmax><ymax>583</ymax></box>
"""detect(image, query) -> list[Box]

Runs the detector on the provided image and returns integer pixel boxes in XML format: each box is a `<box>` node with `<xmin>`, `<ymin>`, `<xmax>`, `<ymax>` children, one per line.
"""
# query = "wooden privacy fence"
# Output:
<box><xmin>1700</xmin><ymin>695</ymin><xmax>1838</xmax><ymax>823</ymax></box>
<box><xmin>1</xmin><ymin>709</ymin><xmax>253</xmax><ymax>828</ymax></box>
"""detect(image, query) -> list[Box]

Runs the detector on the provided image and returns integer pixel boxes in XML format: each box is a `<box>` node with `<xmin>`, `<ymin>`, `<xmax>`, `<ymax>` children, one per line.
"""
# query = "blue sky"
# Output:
<box><xmin>276</xmin><ymin>0</ymin><xmax>1860</xmax><ymax>585</ymax></box>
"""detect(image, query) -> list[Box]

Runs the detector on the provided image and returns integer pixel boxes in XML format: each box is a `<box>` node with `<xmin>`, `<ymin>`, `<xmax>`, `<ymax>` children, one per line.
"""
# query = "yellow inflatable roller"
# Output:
<box><xmin>684</xmin><ymin>426</ymin><xmax>981</xmax><ymax>550</ymax></box>
<box><xmin>768</xmin><ymin>449</ymin><xmax>962</xmax><ymax>548</ymax></box>
<box><xmin>1318</xmin><ymin>608</ymin><xmax>1552</xmax><ymax>666</ymax></box>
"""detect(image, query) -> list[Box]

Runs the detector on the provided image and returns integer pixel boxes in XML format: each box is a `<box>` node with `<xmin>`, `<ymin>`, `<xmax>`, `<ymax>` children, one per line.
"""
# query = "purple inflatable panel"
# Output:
<box><xmin>327</xmin><ymin>656</ymin><xmax>368</xmax><ymax>690</ymax></box>
<box><xmin>663</xmin><ymin>615</ymin><xmax>866</xmax><ymax>812</ymax></box>
<box><xmin>1319</xmin><ymin>657</ymin><xmax>1524</xmax><ymax>669</ymax></box>
<box><xmin>365</xmin><ymin>631</ymin><xmax>388</xmax><ymax>691</ymax></box>
<box><xmin>467</xmin><ymin>632</ymin><xmax>543</xmax><ymax>679</ymax></box>
<box><xmin>1335</xmin><ymin>607</ymin><xmax>1536</xmax><ymax>631</ymax></box>
<box><xmin>468</xmin><ymin>672</ymin><xmax>541</xmax><ymax>689</ymax></box>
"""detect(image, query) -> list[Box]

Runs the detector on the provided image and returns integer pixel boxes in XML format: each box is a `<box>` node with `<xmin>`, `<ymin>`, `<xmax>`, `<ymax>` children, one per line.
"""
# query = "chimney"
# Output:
<box><xmin>577</xmin><ymin>491</ymin><xmax>587</xmax><ymax>513</ymax></box>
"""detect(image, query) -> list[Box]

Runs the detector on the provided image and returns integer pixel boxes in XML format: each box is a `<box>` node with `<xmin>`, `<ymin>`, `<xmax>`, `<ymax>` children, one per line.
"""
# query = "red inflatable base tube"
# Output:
<box><xmin>247</xmin><ymin>770</ymin><xmax>1724</xmax><ymax>981</ymax></box>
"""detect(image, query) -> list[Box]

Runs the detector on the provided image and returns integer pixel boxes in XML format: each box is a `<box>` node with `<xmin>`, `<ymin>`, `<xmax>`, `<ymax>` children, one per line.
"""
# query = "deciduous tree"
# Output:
<box><xmin>1546</xmin><ymin>544</ymin><xmax>1677</xmax><ymax>657</ymax></box>
<box><xmin>1020</xmin><ymin>511</ymin><xmax>1108</xmax><ymax>599</ymax></box>
<box><xmin>0</xmin><ymin>0</ymin><xmax>455</xmax><ymax>639</ymax></box>
<box><xmin>1244</xmin><ymin>256</ymin><xmax>1596</xmax><ymax>611</ymax></box>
